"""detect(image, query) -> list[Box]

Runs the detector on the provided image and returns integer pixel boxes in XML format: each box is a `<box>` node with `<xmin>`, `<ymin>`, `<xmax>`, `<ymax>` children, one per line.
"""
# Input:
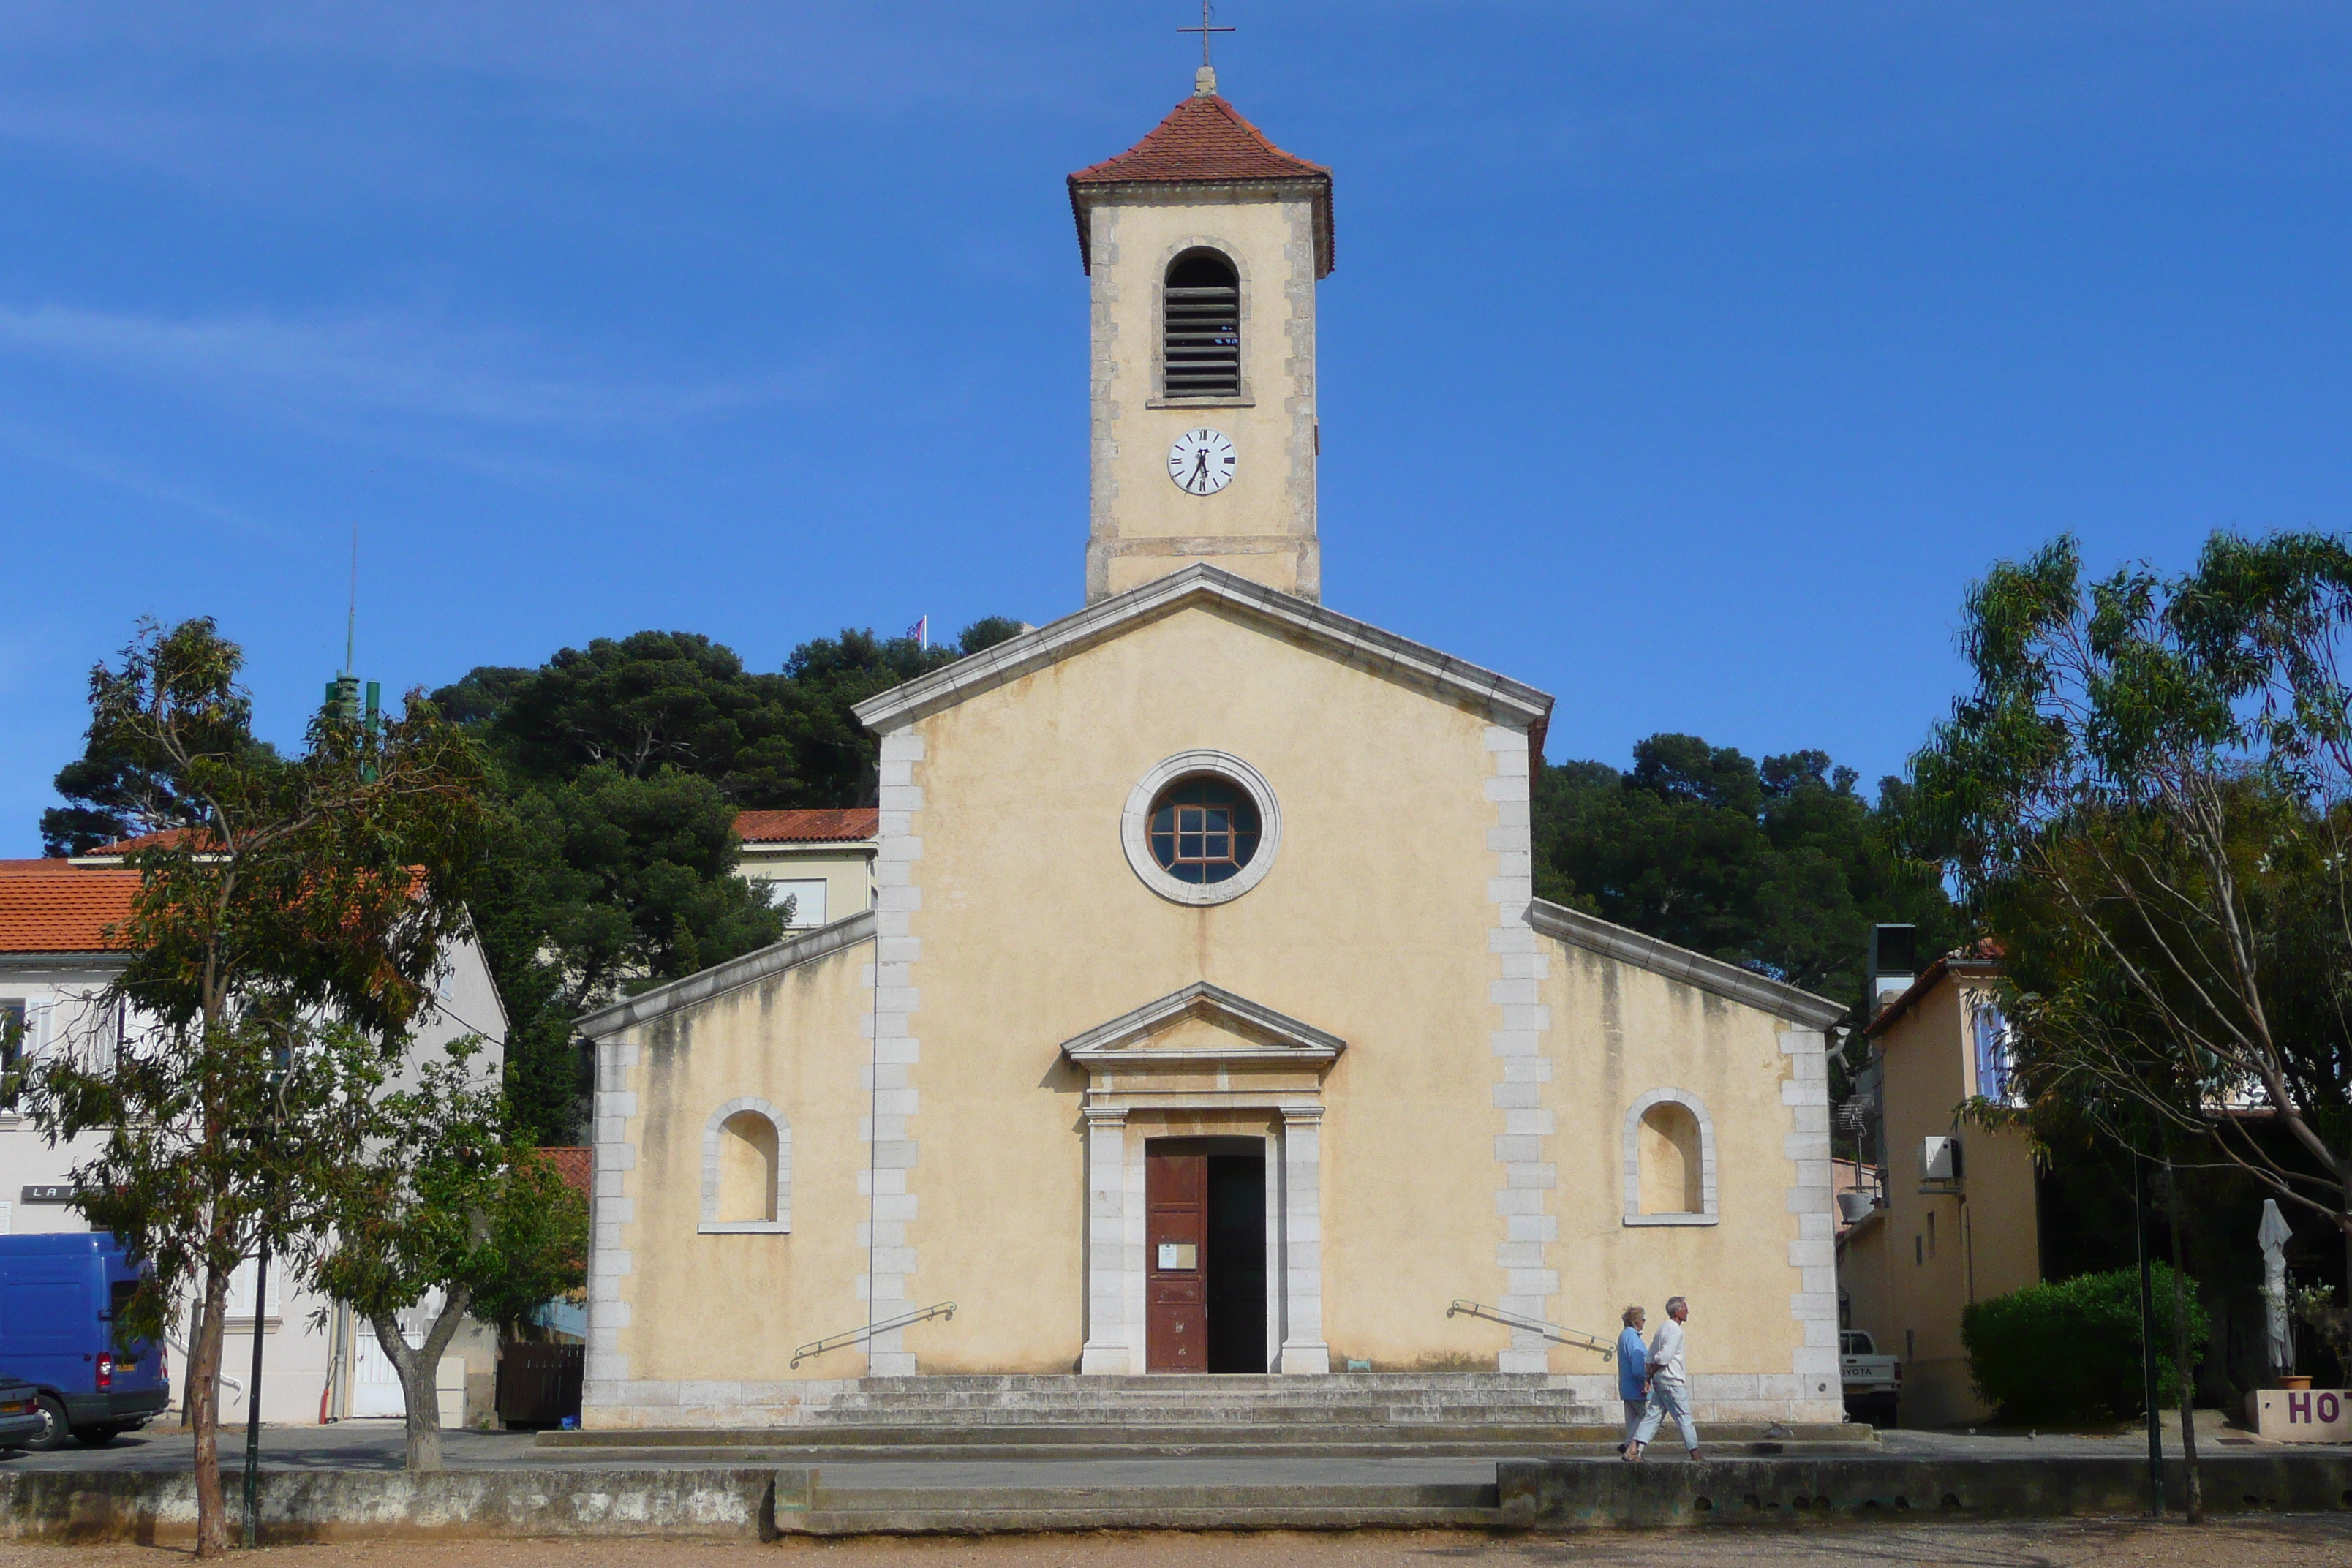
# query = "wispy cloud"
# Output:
<box><xmin>0</xmin><ymin>302</ymin><xmax>783</xmax><ymax>431</ymax></box>
<box><xmin>0</xmin><ymin>412</ymin><xmax>271</xmax><ymax>535</ymax></box>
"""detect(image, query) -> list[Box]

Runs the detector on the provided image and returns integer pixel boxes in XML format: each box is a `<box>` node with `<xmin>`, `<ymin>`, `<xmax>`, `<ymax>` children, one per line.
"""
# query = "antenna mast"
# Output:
<box><xmin>344</xmin><ymin>526</ymin><xmax>358</xmax><ymax>676</ymax></box>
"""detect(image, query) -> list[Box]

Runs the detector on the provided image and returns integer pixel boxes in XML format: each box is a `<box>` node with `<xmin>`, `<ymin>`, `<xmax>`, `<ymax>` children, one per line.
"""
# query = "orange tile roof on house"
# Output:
<box><xmin>0</xmin><ymin>869</ymin><xmax>140</xmax><ymax>954</ymax></box>
<box><xmin>537</xmin><ymin>1147</ymin><xmax>592</xmax><ymax>1199</ymax></box>
<box><xmin>1068</xmin><ymin>91</ymin><xmax>1333</xmax><ymax>276</ymax></box>
<box><xmin>733</xmin><ymin>808</ymin><xmax>879</xmax><ymax>845</ymax></box>
<box><xmin>76</xmin><ymin>828</ymin><xmax>209</xmax><ymax>860</ymax></box>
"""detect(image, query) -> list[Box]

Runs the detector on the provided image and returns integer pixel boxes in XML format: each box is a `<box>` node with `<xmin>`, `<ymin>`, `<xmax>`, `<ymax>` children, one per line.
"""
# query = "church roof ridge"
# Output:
<box><xmin>1067</xmin><ymin>94</ymin><xmax>1334</xmax><ymax>276</ymax></box>
<box><xmin>850</xmin><ymin>564</ymin><xmax>1553</xmax><ymax>744</ymax></box>
<box><xmin>576</xmin><ymin>909</ymin><xmax>875</xmax><ymax>1040</ymax></box>
<box><xmin>1526</xmin><ymin>898</ymin><xmax>1849</xmax><ymax>1030</ymax></box>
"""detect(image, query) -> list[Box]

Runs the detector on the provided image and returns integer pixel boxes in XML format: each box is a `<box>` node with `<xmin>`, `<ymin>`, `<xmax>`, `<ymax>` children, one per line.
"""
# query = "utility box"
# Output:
<box><xmin>1921</xmin><ymin>1135</ymin><xmax>1962</xmax><ymax>1183</ymax></box>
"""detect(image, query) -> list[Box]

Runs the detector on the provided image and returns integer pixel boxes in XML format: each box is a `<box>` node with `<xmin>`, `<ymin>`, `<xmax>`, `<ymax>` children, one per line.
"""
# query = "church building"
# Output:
<box><xmin>578</xmin><ymin>69</ymin><xmax>1848</xmax><ymax>1429</ymax></box>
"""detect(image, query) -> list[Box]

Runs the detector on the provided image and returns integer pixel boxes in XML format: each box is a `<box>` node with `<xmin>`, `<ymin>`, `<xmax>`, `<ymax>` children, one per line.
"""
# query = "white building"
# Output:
<box><xmin>0</xmin><ymin>851</ymin><xmax>508</xmax><ymax>1429</ymax></box>
<box><xmin>731</xmin><ymin>810</ymin><xmax>877</xmax><ymax>930</ymax></box>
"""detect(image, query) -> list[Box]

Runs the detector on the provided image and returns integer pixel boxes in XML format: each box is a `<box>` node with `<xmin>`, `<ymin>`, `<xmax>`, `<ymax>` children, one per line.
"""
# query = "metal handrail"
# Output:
<box><xmin>791</xmin><ymin>1301</ymin><xmax>956</xmax><ymax>1368</ymax></box>
<box><xmin>1447</xmin><ymin>1299</ymin><xmax>1614</xmax><ymax>1361</ymax></box>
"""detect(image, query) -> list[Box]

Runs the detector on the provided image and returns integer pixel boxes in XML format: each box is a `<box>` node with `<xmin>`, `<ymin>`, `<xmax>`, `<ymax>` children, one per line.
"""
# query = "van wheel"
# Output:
<box><xmin>72</xmin><ymin>1425</ymin><xmax>124</xmax><ymax>1447</ymax></box>
<box><xmin>24</xmin><ymin>1395</ymin><xmax>71</xmax><ymax>1452</ymax></box>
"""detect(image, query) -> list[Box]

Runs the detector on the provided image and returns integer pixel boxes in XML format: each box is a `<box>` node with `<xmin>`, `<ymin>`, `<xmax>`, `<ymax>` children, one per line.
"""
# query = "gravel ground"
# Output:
<box><xmin>4</xmin><ymin>1518</ymin><xmax>2352</xmax><ymax>1567</ymax></box>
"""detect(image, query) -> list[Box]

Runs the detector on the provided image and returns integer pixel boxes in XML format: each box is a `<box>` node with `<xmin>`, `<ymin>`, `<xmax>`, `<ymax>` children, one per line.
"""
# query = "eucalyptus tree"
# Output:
<box><xmin>24</xmin><ymin>617</ymin><xmax>487</xmax><ymax>1558</ymax></box>
<box><xmin>1910</xmin><ymin>532</ymin><xmax>2352</xmax><ymax>1520</ymax></box>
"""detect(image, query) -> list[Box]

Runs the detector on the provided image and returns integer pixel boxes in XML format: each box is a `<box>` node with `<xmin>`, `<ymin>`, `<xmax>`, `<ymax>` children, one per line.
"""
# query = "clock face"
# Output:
<box><xmin>1167</xmin><ymin>429</ymin><xmax>1237</xmax><ymax>496</ymax></box>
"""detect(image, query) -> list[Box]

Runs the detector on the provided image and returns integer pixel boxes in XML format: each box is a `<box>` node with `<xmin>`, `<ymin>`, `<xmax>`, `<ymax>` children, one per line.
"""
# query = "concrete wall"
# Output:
<box><xmin>1085</xmin><ymin>192</ymin><xmax>1319</xmax><ymax>603</ymax></box>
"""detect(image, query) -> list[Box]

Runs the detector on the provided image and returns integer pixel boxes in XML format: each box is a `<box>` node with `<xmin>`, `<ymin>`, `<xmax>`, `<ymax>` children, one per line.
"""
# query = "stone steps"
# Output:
<box><xmin>801</xmin><ymin>1404</ymin><xmax>1605</xmax><ymax>1427</ymax></box>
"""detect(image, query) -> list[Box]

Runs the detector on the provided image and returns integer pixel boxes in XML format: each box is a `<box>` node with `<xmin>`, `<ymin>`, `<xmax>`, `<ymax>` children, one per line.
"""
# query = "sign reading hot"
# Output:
<box><xmin>2253</xmin><ymin>1389</ymin><xmax>2352</xmax><ymax>1443</ymax></box>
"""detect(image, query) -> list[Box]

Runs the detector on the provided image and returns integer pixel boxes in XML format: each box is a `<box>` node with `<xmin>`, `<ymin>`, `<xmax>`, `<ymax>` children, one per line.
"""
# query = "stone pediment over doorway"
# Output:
<box><xmin>1058</xmin><ymin>981</ymin><xmax>1345</xmax><ymax>1080</ymax></box>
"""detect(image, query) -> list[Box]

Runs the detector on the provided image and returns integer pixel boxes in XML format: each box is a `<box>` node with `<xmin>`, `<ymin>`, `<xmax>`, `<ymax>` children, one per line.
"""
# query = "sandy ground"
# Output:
<box><xmin>5</xmin><ymin>1519</ymin><xmax>2352</xmax><ymax>1568</ymax></box>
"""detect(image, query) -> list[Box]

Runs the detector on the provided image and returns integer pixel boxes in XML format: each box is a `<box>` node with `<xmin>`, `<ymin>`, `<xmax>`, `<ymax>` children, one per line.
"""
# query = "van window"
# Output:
<box><xmin>109</xmin><ymin>1278</ymin><xmax>144</xmax><ymax>1352</ymax></box>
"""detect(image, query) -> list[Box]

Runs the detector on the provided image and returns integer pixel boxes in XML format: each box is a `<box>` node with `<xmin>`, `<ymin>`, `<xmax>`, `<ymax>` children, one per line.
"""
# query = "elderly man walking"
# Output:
<box><xmin>1614</xmin><ymin>1306</ymin><xmax>1648</xmax><ymax>1454</ymax></box>
<box><xmin>1624</xmin><ymin>1296</ymin><xmax>1702</xmax><ymax>1462</ymax></box>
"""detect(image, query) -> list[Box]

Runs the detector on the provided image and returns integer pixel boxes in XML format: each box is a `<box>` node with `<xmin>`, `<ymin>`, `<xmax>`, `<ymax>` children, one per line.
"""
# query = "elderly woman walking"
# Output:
<box><xmin>1614</xmin><ymin>1306</ymin><xmax>1648</xmax><ymax>1454</ymax></box>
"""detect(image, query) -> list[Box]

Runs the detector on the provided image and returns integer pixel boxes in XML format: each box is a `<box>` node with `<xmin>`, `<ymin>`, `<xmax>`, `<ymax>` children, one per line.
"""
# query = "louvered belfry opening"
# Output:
<box><xmin>1164</xmin><ymin>251</ymin><xmax>1241</xmax><ymax>399</ymax></box>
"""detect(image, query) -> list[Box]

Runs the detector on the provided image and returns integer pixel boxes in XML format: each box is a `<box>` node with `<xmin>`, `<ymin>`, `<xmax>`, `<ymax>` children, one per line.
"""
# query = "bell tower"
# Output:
<box><xmin>1068</xmin><ymin>69</ymin><xmax>1333</xmax><ymax>603</ymax></box>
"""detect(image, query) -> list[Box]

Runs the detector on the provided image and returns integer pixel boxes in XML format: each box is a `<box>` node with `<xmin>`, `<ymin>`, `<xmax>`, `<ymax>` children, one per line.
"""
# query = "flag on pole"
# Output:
<box><xmin>906</xmin><ymin>616</ymin><xmax>927</xmax><ymax>649</ymax></box>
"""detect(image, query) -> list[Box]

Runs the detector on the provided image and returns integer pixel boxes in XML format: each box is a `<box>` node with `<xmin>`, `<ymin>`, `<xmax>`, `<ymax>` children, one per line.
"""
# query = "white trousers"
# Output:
<box><xmin>1621</xmin><ymin>1399</ymin><xmax>1645</xmax><ymax>1445</ymax></box>
<box><xmin>1634</xmin><ymin>1379</ymin><xmax>1699</xmax><ymax>1452</ymax></box>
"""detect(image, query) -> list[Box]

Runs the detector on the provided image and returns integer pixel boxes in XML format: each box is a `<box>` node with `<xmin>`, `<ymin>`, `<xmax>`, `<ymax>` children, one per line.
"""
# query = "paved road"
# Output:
<box><xmin>5</xmin><ymin>1517</ymin><xmax>2351</xmax><ymax>1567</ymax></box>
<box><xmin>4</xmin><ymin>1413</ymin><xmax>2342</xmax><ymax>1484</ymax></box>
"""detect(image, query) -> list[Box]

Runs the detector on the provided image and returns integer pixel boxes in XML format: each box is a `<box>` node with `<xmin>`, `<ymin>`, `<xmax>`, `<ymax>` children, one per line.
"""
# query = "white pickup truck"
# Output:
<box><xmin>1839</xmin><ymin>1330</ymin><xmax>1901</xmax><ymax>1427</ymax></box>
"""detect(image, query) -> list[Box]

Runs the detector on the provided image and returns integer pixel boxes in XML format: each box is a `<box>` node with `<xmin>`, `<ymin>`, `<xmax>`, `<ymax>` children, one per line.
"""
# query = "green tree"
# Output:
<box><xmin>434</xmin><ymin>619</ymin><xmax>1021</xmax><ymax>1142</ymax></box>
<box><xmin>23</xmin><ymin>617</ymin><xmax>487</xmax><ymax>1556</ymax></box>
<box><xmin>1533</xmin><ymin>734</ymin><xmax>1961</xmax><ymax>1014</ymax></box>
<box><xmin>1910</xmin><ymin>530</ymin><xmax>2352</xmax><ymax>1522</ymax></box>
<box><xmin>312</xmin><ymin>1039</ymin><xmax>587</xmax><ymax>1471</ymax></box>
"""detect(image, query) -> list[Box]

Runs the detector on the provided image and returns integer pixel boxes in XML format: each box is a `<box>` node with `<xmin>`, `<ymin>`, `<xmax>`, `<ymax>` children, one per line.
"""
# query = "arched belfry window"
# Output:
<box><xmin>1164</xmin><ymin>250</ymin><xmax>1240</xmax><ymax>399</ymax></box>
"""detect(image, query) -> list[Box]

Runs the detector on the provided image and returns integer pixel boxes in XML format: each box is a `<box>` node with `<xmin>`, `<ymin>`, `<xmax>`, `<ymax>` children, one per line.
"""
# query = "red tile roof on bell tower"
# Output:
<box><xmin>1067</xmin><ymin>91</ymin><xmax>1333</xmax><ymax>276</ymax></box>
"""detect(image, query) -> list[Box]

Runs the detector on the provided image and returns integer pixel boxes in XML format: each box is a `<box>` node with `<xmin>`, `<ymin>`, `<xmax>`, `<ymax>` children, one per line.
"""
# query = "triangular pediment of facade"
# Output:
<box><xmin>1058</xmin><ymin>981</ymin><xmax>1345</xmax><ymax>1071</ymax></box>
<box><xmin>851</xmin><ymin>564</ymin><xmax>1553</xmax><ymax>750</ymax></box>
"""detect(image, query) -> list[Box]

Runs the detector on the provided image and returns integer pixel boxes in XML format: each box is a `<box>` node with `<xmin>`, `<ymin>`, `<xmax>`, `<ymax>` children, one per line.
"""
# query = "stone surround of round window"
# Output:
<box><xmin>1120</xmin><ymin>750</ymin><xmax>1283</xmax><ymax>906</ymax></box>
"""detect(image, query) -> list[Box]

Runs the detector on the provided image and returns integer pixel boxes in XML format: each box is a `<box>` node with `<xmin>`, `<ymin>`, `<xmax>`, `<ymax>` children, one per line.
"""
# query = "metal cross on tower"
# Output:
<box><xmin>1178</xmin><ymin>1</ymin><xmax>1234</xmax><ymax>69</ymax></box>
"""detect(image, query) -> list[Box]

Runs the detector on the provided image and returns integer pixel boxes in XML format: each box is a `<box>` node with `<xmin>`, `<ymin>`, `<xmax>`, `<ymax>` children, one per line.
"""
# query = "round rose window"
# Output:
<box><xmin>1145</xmin><ymin>775</ymin><xmax>1263</xmax><ymax>884</ymax></box>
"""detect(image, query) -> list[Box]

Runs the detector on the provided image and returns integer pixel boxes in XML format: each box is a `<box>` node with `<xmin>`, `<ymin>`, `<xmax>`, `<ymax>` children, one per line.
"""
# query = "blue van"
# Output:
<box><xmin>0</xmin><ymin>1234</ymin><xmax>172</xmax><ymax>1449</ymax></box>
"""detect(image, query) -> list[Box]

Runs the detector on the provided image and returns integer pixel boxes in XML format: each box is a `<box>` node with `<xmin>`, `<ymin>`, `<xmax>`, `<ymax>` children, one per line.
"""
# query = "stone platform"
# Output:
<box><xmin>552</xmin><ymin>1372</ymin><xmax>1864</xmax><ymax>1460</ymax></box>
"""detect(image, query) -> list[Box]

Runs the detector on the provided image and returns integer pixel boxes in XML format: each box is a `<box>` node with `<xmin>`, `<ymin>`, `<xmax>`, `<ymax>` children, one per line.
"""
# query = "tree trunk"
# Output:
<box><xmin>179</xmin><ymin>1294</ymin><xmax>209</xmax><ymax>1432</ymax></box>
<box><xmin>370</xmin><ymin>1289</ymin><xmax>473</xmax><ymax>1473</ymax></box>
<box><xmin>2163</xmin><ymin>1153</ymin><xmax>2203</xmax><ymax>1525</ymax></box>
<box><xmin>189</xmin><ymin>1260</ymin><xmax>232</xmax><ymax>1558</ymax></box>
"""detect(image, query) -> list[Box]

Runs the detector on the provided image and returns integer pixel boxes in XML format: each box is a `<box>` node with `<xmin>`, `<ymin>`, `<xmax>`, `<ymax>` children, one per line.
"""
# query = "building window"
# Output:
<box><xmin>1164</xmin><ymin>249</ymin><xmax>1240</xmax><ymax>399</ymax></box>
<box><xmin>1926</xmin><ymin>1210</ymin><xmax>1937</xmax><ymax>1259</ymax></box>
<box><xmin>1120</xmin><ymin>750</ymin><xmax>1284</xmax><ymax>908</ymax></box>
<box><xmin>1147</xmin><ymin>777</ymin><xmax>1262</xmax><ymax>885</ymax></box>
<box><xmin>699</xmin><ymin>1098</ymin><xmax>792</xmax><ymax>1235</ymax></box>
<box><xmin>0</xmin><ymin>1000</ymin><xmax>23</xmax><ymax>1109</ymax></box>
<box><xmin>1971</xmin><ymin>999</ymin><xmax>2019</xmax><ymax>1106</ymax></box>
<box><xmin>769</xmin><ymin>879</ymin><xmax>828</xmax><ymax>929</ymax></box>
<box><xmin>1621</xmin><ymin>1088</ymin><xmax>1719</xmax><ymax>1226</ymax></box>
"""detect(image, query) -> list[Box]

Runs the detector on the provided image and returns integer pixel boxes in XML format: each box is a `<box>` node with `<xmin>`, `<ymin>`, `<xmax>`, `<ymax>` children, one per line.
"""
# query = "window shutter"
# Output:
<box><xmin>1164</xmin><ymin>255</ymin><xmax>1240</xmax><ymax>399</ymax></box>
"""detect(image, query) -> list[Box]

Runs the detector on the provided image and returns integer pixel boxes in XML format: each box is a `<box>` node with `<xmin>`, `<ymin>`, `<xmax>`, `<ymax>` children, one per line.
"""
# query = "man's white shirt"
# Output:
<box><xmin>1648</xmin><ymin>1318</ymin><xmax>1688</xmax><ymax>1386</ymax></box>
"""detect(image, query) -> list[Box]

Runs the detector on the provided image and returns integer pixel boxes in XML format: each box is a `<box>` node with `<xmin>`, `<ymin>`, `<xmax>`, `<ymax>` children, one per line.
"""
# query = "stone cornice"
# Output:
<box><xmin>1059</xmin><ymin>980</ymin><xmax>1346</xmax><ymax>1068</ymax></box>
<box><xmin>853</xmin><ymin>564</ymin><xmax>1553</xmax><ymax>747</ymax></box>
<box><xmin>1526</xmin><ymin>899</ymin><xmax>1847</xmax><ymax>1030</ymax></box>
<box><xmin>575</xmin><ymin>911</ymin><xmax>875</xmax><ymax>1040</ymax></box>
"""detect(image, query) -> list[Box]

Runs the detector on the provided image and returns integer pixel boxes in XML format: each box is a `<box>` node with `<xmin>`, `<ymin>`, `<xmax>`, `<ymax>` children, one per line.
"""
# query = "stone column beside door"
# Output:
<box><xmin>1079</xmin><ymin>1106</ymin><xmax>1131</xmax><ymax>1373</ymax></box>
<box><xmin>1277</xmin><ymin>1104</ymin><xmax>1330</xmax><ymax>1373</ymax></box>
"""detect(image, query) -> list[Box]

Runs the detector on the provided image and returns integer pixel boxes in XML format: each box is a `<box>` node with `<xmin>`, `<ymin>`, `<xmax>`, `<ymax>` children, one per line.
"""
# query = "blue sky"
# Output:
<box><xmin>3</xmin><ymin>2</ymin><xmax>2348</xmax><ymax>853</ymax></box>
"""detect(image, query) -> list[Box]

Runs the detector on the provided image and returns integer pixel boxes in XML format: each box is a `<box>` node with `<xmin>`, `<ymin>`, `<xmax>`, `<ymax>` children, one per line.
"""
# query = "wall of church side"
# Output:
<box><xmin>580</xmin><ymin>938</ymin><xmax>878</xmax><ymax>1428</ymax></box>
<box><xmin>873</xmin><ymin>606</ymin><xmax>1519</xmax><ymax>1374</ymax></box>
<box><xmin>1534</xmin><ymin>950</ymin><xmax>1845</xmax><ymax>1424</ymax></box>
<box><xmin>1086</xmin><ymin>192</ymin><xmax>1318</xmax><ymax>603</ymax></box>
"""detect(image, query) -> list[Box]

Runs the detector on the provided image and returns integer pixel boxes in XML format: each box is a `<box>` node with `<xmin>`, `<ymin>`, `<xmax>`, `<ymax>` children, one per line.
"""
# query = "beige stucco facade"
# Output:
<box><xmin>1839</xmin><ymin>960</ymin><xmax>2043</xmax><ymax>1428</ymax></box>
<box><xmin>734</xmin><ymin>843</ymin><xmax>873</xmax><ymax>930</ymax></box>
<box><xmin>579</xmin><ymin>574</ymin><xmax>1846</xmax><ymax>1427</ymax></box>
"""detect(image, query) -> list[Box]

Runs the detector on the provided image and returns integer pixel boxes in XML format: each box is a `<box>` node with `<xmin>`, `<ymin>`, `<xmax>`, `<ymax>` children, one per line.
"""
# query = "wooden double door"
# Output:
<box><xmin>1145</xmin><ymin>1140</ymin><xmax>1267</xmax><ymax>1373</ymax></box>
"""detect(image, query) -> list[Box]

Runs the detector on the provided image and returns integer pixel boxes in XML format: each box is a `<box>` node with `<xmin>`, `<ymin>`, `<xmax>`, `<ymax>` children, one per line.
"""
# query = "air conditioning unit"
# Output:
<box><xmin>1921</xmin><ymin>1135</ymin><xmax>1962</xmax><ymax>1183</ymax></box>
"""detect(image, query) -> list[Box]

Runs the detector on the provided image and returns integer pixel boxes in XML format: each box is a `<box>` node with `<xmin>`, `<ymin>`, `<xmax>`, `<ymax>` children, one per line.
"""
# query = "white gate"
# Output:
<box><xmin>349</xmin><ymin>1319</ymin><xmax>410</xmax><ymax>1418</ymax></box>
